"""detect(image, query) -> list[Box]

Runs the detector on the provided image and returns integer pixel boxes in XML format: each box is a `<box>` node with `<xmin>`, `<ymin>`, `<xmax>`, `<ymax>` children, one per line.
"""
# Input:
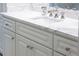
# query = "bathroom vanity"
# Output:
<box><xmin>0</xmin><ymin>10</ymin><xmax>78</xmax><ymax>56</ymax></box>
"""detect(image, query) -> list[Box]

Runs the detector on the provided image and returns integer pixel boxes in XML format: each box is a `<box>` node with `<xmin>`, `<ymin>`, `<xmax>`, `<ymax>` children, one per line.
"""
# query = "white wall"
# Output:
<box><xmin>64</xmin><ymin>9</ymin><xmax>79</xmax><ymax>19</ymax></box>
<box><xmin>0</xmin><ymin>3</ymin><xmax>7</xmax><ymax>12</ymax></box>
<box><xmin>7</xmin><ymin>3</ymin><xmax>48</xmax><ymax>12</ymax></box>
<box><xmin>31</xmin><ymin>3</ymin><xmax>48</xmax><ymax>12</ymax></box>
<box><xmin>7</xmin><ymin>3</ymin><xmax>32</xmax><ymax>12</ymax></box>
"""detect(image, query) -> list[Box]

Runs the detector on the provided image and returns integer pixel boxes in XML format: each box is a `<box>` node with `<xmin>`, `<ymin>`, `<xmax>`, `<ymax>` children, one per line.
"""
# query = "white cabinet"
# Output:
<box><xmin>0</xmin><ymin>19</ymin><xmax>3</xmax><ymax>49</ymax></box>
<box><xmin>16</xmin><ymin>34</ymin><xmax>52</xmax><ymax>56</ymax></box>
<box><xmin>3</xmin><ymin>17</ymin><xmax>16</xmax><ymax>32</ymax></box>
<box><xmin>1</xmin><ymin>15</ymin><xmax>79</xmax><ymax>56</ymax></box>
<box><xmin>0</xmin><ymin>15</ymin><xmax>4</xmax><ymax>55</ymax></box>
<box><xmin>16</xmin><ymin>22</ymin><xmax>53</xmax><ymax>49</ymax></box>
<box><xmin>0</xmin><ymin>16</ymin><xmax>16</xmax><ymax>56</ymax></box>
<box><xmin>2</xmin><ymin>28</ymin><xmax>15</xmax><ymax>56</ymax></box>
<box><xmin>0</xmin><ymin>15</ymin><xmax>4</xmax><ymax>26</ymax></box>
<box><xmin>16</xmin><ymin>34</ymin><xmax>32</xmax><ymax>56</ymax></box>
<box><xmin>29</xmin><ymin>40</ymin><xmax>53</xmax><ymax>56</ymax></box>
<box><xmin>54</xmin><ymin>34</ymin><xmax>79</xmax><ymax>56</ymax></box>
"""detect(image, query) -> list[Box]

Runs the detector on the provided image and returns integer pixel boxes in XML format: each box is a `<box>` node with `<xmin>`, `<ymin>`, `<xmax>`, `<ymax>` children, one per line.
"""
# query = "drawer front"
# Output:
<box><xmin>0</xmin><ymin>16</ymin><xmax>4</xmax><ymax>26</ymax></box>
<box><xmin>54</xmin><ymin>35</ymin><xmax>79</xmax><ymax>56</ymax></box>
<box><xmin>16</xmin><ymin>34</ymin><xmax>53</xmax><ymax>56</ymax></box>
<box><xmin>3</xmin><ymin>17</ymin><xmax>15</xmax><ymax>32</ymax></box>
<box><xmin>16</xmin><ymin>22</ymin><xmax>53</xmax><ymax>48</ymax></box>
<box><xmin>0</xmin><ymin>19</ymin><xmax>3</xmax><ymax>26</ymax></box>
<box><xmin>2</xmin><ymin>27</ymin><xmax>15</xmax><ymax>38</ymax></box>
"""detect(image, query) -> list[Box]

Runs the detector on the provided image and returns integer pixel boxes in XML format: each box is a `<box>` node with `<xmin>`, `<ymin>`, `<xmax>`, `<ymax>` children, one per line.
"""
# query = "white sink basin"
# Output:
<box><xmin>31</xmin><ymin>16</ymin><xmax>64</xmax><ymax>23</ymax></box>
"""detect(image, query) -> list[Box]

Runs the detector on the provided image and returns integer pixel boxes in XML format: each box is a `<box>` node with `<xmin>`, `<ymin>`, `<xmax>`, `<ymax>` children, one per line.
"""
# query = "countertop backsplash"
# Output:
<box><xmin>0</xmin><ymin>3</ymin><xmax>7</xmax><ymax>12</ymax></box>
<box><xmin>7</xmin><ymin>3</ymin><xmax>49</xmax><ymax>12</ymax></box>
<box><xmin>7</xmin><ymin>3</ymin><xmax>32</xmax><ymax>12</ymax></box>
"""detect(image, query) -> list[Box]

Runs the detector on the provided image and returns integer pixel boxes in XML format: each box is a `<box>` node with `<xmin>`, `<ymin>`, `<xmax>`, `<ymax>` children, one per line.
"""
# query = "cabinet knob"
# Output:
<box><xmin>26</xmin><ymin>46</ymin><xmax>30</xmax><ymax>48</ymax></box>
<box><xmin>65</xmin><ymin>48</ymin><xmax>70</xmax><ymax>51</ymax></box>
<box><xmin>5</xmin><ymin>24</ymin><xmax>9</xmax><ymax>26</ymax></box>
<box><xmin>11</xmin><ymin>37</ymin><xmax>15</xmax><ymax>40</ymax></box>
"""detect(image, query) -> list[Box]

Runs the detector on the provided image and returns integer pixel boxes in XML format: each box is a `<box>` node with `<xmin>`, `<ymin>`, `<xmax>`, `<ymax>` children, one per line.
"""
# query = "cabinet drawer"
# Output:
<box><xmin>16</xmin><ymin>34</ymin><xmax>53</xmax><ymax>56</ymax></box>
<box><xmin>3</xmin><ymin>17</ymin><xmax>15</xmax><ymax>32</ymax></box>
<box><xmin>2</xmin><ymin>27</ymin><xmax>15</xmax><ymax>38</ymax></box>
<box><xmin>0</xmin><ymin>15</ymin><xmax>4</xmax><ymax>26</ymax></box>
<box><xmin>16</xmin><ymin>22</ymin><xmax>53</xmax><ymax>48</ymax></box>
<box><xmin>0</xmin><ymin>19</ymin><xmax>3</xmax><ymax>26</ymax></box>
<box><xmin>54</xmin><ymin>35</ymin><xmax>79</xmax><ymax>56</ymax></box>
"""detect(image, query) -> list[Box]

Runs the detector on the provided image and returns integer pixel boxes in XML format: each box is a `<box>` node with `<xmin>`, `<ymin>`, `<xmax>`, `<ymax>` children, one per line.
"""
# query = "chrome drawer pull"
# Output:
<box><xmin>26</xmin><ymin>46</ymin><xmax>30</xmax><ymax>48</ymax></box>
<box><xmin>65</xmin><ymin>48</ymin><xmax>70</xmax><ymax>51</ymax></box>
<box><xmin>11</xmin><ymin>37</ymin><xmax>15</xmax><ymax>40</ymax></box>
<box><xmin>26</xmin><ymin>46</ymin><xmax>34</xmax><ymax>49</ymax></box>
<box><xmin>5</xmin><ymin>24</ymin><xmax>9</xmax><ymax>26</ymax></box>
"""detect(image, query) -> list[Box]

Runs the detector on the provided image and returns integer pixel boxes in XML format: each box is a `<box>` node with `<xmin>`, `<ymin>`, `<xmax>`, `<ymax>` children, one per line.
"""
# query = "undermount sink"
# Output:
<box><xmin>31</xmin><ymin>16</ymin><xmax>64</xmax><ymax>22</ymax></box>
<box><xmin>34</xmin><ymin>16</ymin><xmax>48</xmax><ymax>19</ymax></box>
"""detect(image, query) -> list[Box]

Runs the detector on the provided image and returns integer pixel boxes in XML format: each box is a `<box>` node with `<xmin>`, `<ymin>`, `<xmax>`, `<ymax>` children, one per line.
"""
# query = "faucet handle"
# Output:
<box><xmin>48</xmin><ymin>10</ymin><xmax>53</xmax><ymax>17</ymax></box>
<box><xmin>54</xmin><ymin>13</ymin><xmax>58</xmax><ymax>18</ymax></box>
<box><xmin>41</xmin><ymin>6</ymin><xmax>47</xmax><ymax>16</ymax></box>
<box><xmin>60</xmin><ymin>12</ymin><xmax>65</xmax><ymax>19</ymax></box>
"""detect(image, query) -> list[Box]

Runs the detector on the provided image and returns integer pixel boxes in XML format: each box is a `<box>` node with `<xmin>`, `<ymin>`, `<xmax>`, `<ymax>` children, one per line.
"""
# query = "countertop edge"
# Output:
<box><xmin>0</xmin><ymin>13</ymin><xmax>78</xmax><ymax>41</ymax></box>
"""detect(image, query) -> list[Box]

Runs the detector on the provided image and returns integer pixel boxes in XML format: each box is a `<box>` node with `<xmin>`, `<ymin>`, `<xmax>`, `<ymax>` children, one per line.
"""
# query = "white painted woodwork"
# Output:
<box><xmin>0</xmin><ymin>15</ymin><xmax>79</xmax><ymax>56</ymax></box>
<box><xmin>16</xmin><ymin>34</ymin><xmax>52</xmax><ymax>56</ymax></box>
<box><xmin>3</xmin><ymin>17</ymin><xmax>16</xmax><ymax>32</ymax></box>
<box><xmin>16</xmin><ymin>22</ymin><xmax>53</xmax><ymax>48</ymax></box>
<box><xmin>54</xmin><ymin>34</ymin><xmax>79</xmax><ymax>56</ymax></box>
<box><xmin>2</xmin><ymin>28</ymin><xmax>15</xmax><ymax>56</ymax></box>
<box><xmin>0</xmin><ymin>15</ymin><xmax>4</xmax><ymax>55</ymax></box>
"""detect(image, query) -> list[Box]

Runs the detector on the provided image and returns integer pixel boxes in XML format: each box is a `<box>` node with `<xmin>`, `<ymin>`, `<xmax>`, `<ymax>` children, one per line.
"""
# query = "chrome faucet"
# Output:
<box><xmin>60</xmin><ymin>12</ymin><xmax>65</xmax><ymax>19</ymax></box>
<box><xmin>48</xmin><ymin>10</ymin><xmax>53</xmax><ymax>17</ymax></box>
<box><xmin>48</xmin><ymin>8</ymin><xmax>59</xmax><ymax>18</ymax></box>
<box><xmin>54</xmin><ymin>13</ymin><xmax>58</xmax><ymax>18</ymax></box>
<box><xmin>41</xmin><ymin>6</ymin><xmax>47</xmax><ymax>16</ymax></box>
<box><xmin>41</xmin><ymin>6</ymin><xmax>65</xmax><ymax>19</ymax></box>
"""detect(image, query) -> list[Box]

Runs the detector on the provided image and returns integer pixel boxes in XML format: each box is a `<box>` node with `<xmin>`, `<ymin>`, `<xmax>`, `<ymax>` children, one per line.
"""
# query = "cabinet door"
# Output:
<box><xmin>54</xmin><ymin>34</ymin><xmax>79</xmax><ymax>56</ymax></box>
<box><xmin>0</xmin><ymin>24</ymin><xmax>3</xmax><ymax>54</ymax></box>
<box><xmin>29</xmin><ymin>40</ymin><xmax>53</xmax><ymax>56</ymax></box>
<box><xmin>0</xmin><ymin>16</ymin><xmax>4</xmax><ymax>55</ymax></box>
<box><xmin>16</xmin><ymin>34</ymin><xmax>32</xmax><ymax>56</ymax></box>
<box><xmin>0</xmin><ymin>24</ymin><xmax>2</xmax><ymax>49</ymax></box>
<box><xmin>2</xmin><ymin>16</ymin><xmax>16</xmax><ymax>32</ymax></box>
<box><xmin>16</xmin><ymin>34</ymin><xmax>52</xmax><ymax>56</ymax></box>
<box><xmin>0</xmin><ymin>25</ymin><xmax>4</xmax><ymax>51</ymax></box>
<box><xmin>2</xmin><ymin>28</ymin><xmax>15</xmax><ymax>56</ymax></box>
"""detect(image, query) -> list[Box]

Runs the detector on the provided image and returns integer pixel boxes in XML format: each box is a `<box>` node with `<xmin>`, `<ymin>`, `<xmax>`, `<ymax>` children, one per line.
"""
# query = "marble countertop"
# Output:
<box><xmin>0</xmin><ymin>10</ymin><xmax>78</xmax><ymax>39</ymax></box>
